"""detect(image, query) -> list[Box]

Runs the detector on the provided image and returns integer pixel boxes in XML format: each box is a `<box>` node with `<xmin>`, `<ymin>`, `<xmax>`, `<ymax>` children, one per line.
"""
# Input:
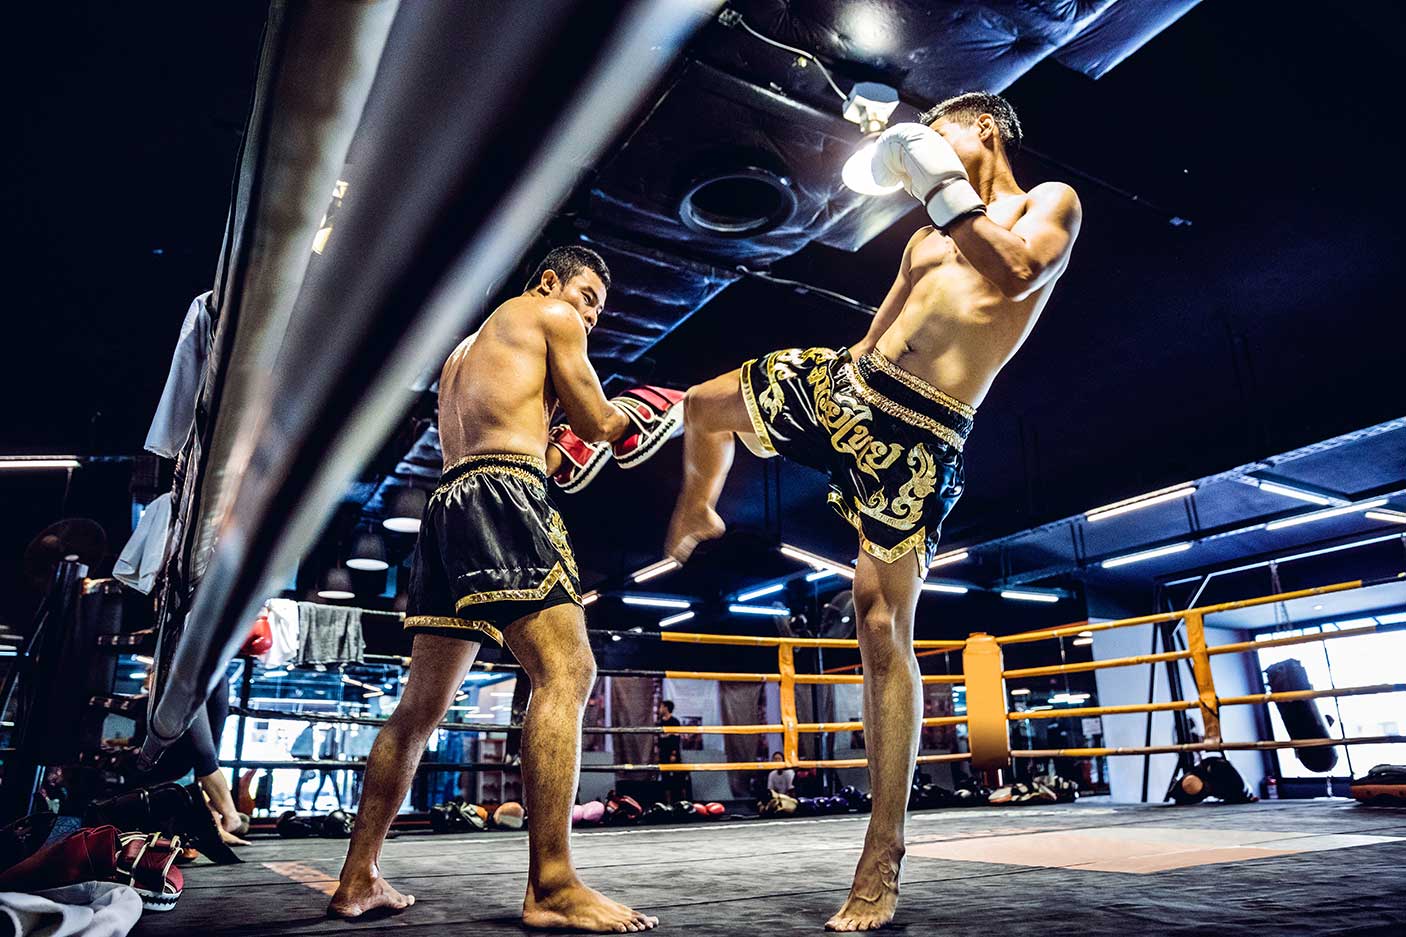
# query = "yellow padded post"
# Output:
<box><xmin>962</xmin><ymin>633</ymin><xmax>1010</xmax><ymax>771</ymax></box>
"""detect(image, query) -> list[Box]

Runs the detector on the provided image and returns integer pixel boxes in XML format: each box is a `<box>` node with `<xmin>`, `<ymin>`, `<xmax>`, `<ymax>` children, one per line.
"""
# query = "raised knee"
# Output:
<box><xmin>683</xmin><ymin>385</ymin><xmax>705</xmax><ymax>425</ymax></box>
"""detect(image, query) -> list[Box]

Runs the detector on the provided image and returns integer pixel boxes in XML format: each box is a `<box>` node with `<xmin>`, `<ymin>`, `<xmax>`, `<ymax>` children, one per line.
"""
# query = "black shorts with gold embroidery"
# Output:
<box><xmin>403</xmin><ymin>453</ymin><xmax>582</xmax><ymax>646</ymax></box>
<box><xmin>739</xmin><ymin>347</ymin><xmax>972</xmax><ymax>567</ymax></box>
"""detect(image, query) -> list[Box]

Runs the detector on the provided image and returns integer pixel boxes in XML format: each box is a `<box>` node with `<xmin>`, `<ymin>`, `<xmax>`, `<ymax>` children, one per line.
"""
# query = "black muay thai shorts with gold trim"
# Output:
<box><xmin>403</xmin><ymin>453</ymin><xmax>582</xmax><ymax>646</ymax></box>
<box><xmin>739</xmin><ymin>347</ymin><xmax>972</xmax><ymax>567</ymax></box>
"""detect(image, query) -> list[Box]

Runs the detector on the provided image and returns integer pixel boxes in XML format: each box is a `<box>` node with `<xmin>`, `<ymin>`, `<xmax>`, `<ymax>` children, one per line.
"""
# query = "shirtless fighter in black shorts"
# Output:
<box><xmin>330</xmin><ymin>246</ymin><xmax>680</xmax><ymax>932</ymax></box>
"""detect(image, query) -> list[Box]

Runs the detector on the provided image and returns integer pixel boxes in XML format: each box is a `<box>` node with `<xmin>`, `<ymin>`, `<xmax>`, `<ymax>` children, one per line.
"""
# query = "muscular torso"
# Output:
<box><xmin>437</xmin><ymin>296</ymin><xmax>556</xmax><ymax>467</ymax></box>
<box><xmin>875</xmin><ymin>190</ymin><xmax>1068</xmax><ymax>407</ymax></box>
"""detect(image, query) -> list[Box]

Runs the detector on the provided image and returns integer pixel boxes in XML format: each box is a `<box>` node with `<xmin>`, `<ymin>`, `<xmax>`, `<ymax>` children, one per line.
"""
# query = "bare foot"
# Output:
<box><xmin>328</xmin><ymin>872</ymin><xmax>415</xmax><ymax>919</ymax></box>
<box><xmin>825</xmin><ymin>845</ymin><xmax>903</xmax><ymax>932</ymax></box>
<box><xmin>664</xmin><ymin>502</ymin><xmax>725</xmax><ymax>563</ymax></box>
<box><xmin>523</xmin><ymin>879</ymin><xmax>657</xmax><ymax>933</ymax></box>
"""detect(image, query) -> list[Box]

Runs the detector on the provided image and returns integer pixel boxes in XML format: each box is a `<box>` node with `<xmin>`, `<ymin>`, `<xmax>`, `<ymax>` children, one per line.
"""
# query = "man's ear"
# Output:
<box><xmin>538</xmin><ymin>269</ymin><xmax>559</xmax><ymax>295</ymax></box>
<box><xmin>977</xmin><ymin>113</ymin><xmax>996</xmax><ymax>141</ymax></box>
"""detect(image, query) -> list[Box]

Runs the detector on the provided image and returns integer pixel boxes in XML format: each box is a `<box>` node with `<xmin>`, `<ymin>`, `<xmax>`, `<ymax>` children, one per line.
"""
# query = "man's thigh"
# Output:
<box><xmin>688</xmin><ymin>368</ymin><xmax>754</xmax><ymax>436</ymax></box>
<box><xmin>502</xmin><ymin>601</ymin><xmax>595</xmax><ymax>684</ymax></box>
<box><xmin>402</xmin><ymin>632</ymin><xmax>481</xmax><ymax>713</ymax></box>
<box><xmin>852</xmin><ymin>548</ymin><xmax>924</xmax><ymax>644</ymax></box>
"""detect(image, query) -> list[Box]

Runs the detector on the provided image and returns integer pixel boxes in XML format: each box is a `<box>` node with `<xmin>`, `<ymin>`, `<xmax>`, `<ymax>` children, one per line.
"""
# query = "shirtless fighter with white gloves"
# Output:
<box><xmin>665</xmin><ymin>92</ymin><xmax>1082</xmax><ymax>931</ymax></box>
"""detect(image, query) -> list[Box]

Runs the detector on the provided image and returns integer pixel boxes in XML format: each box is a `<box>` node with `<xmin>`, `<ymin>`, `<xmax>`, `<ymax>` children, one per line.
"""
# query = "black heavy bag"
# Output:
<box><xmin>1265</xmin><ymin>659</ymin><xmax>1338</xmax><ymax>773</ymax></box>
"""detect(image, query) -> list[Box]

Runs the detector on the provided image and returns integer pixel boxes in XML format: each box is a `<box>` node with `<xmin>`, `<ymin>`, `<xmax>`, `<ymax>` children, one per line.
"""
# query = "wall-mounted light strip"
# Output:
<box><xmin>922</xmin><ymin>582</ymin><xmax>969</xmax><ymax>594</ymax></box>
<box><xmin>1101</xmin><ymin>541</ymin><xmax>1193</xmax><ymax>569</ymax></box>
<box><xmin>1000</xmin><ymin>589</ymin><xmax>1061</xmax><ymax>604</ymax></box>
<box><xmin>1255</xmin><ymin>479</ymin><xmax>1336</xmax><ymax>506</ymax></box>
<box><xmin>928</xmin><ymin>549</ymin><xmax>969</xmax><ymax>569</ymax></box>
<box><xmin>1264</xmin><ymin>498</ymin><xmax>1388</xmax><ymax>531</ymax></box>
<box><xmin>0</xmin><ymin>457</ymin><xmax>81</xmax><ymax>471</ymax></box>
<box><xmin>659</xmin><ymin>610</ymin><xmax>695</xmax><ymax>628</ymax></box>
<box><xmin>728</xmin><ymin>604</ymin><xmax>790</xmax><ymax>617</ymax></box>
<box><xmin>1085</xmin><ymin>484</ymin><xmax>1197</xmax><ymax>522</ymax></box>
<box><xmin>631</xmin><ymin>558</ymin><xmax>680</xmax><ymax>583</ymax></box>
<box><xmin>621</xmin><ymin>595</ymin><xmax>691</xmax><ymax>610</ymax></box>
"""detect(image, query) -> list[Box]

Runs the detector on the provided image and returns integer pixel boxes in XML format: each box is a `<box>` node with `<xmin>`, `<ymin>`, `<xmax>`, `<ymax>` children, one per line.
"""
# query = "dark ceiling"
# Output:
<box><xmin>3</xmin><ymin>2</ymin><xmax>1405</xmax><ymax>630</ymax></box>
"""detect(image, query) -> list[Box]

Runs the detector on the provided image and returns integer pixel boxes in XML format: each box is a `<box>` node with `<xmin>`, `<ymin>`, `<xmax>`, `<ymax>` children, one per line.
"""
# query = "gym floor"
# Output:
<box><xmin>135</xmin><ymin>800</ymin><xmax>1406</xmax><ymax>935</ymax></box>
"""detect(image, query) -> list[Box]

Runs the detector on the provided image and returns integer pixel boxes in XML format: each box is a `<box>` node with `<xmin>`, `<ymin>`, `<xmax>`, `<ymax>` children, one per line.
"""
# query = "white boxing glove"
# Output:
<box><xmin>874</xmin><ymin>123</ymin><xmax>985</xmax><ymax>231</ymax></box>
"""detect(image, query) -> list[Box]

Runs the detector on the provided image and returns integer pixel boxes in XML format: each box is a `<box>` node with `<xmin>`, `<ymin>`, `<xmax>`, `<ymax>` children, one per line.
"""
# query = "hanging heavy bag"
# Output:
<box><xmin>1264</xmin><ymin>659</ymin><xmax>1338</xmax><ymax>773</ymax></box>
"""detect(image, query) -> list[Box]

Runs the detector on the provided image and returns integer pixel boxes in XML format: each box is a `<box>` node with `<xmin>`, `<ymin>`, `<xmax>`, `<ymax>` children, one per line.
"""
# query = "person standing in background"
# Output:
<box><xmin>656</xmin><ymin>700</ymin><xmax>688</xmax><ymax>802</ymax></box>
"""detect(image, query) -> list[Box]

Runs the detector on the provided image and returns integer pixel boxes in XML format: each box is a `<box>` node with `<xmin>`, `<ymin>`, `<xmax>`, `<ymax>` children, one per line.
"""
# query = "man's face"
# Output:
<box><xmin>658</xmin><ymin>704</ymin><xmax>670</xmax><ymax>719</ymax></box>
<box><xmin>931</xmin><ymin>115</ymin><xmax>986</xmax><ymax>175</ymax></box>
<box><xmin>543</xmin><ymin>268</ymin><xmax>607</xmax><ymax>334</ymax></box>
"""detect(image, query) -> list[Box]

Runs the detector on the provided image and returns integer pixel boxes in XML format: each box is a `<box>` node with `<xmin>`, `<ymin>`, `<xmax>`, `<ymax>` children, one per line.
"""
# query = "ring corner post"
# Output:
<box><xmin>962</xmin><ymin>633</ymin><xmax>1011</xmax><ymax>778</ymax></box>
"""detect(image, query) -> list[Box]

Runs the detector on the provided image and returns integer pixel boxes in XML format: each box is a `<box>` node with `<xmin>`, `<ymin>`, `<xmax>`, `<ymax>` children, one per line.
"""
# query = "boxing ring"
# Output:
<box><xmin>147</xmin><ymin>572</ymin><xmax>1406</xmax><ymax>937</ymax></box>
<box><xmin>213</xmin><ymin>573</ymin><xmax>1405</xmax><ymax>795</ymax></box>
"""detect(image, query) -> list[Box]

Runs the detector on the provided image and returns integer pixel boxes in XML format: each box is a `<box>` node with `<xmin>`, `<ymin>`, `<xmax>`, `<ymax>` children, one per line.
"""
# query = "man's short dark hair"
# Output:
<box><xmin>660</xmin><ymin>700</ymin><xmax>674</xmax><ymax>713</ymax></box>
<box><xmin>524</xmin><ymin>245</ymin><xmax>612</xmax><ymax>292</ymax></box>
<box><xmin>919</xmin><ymin>91</ymin><xmax>1022</xmax><ymax>151</ymax></box>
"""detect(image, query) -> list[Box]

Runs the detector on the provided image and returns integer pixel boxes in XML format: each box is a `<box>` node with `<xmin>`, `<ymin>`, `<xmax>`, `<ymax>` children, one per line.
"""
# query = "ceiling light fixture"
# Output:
<box><xmin>737</xmin><ymin>582</ymin><xmax>786</xmax><ymax>602</ymax></box>
<box><xmin>581</xmin><ymin>591</ymin><xmax>599</xmax><ymax>606</ymax></box>
<box><xmin>621</xmin><ymin>595</ymin><xmax>691</xmax><ymax>610</ymax></box>
<box><xmin>1101</xmin><ymin>541</ymin><xmax>1193</xmax><ymax>569</ymax></box>
<box><xmin>806</xmin><ymin>570</ymin><xmax>838</xmax><ymax>583</ymax></box>
<box><xmin>922</xmin><ymin>582</ymin><xmax>969</xmax><ymax>595</ymax></box>
<box><xmin>346</xmin><ymin>531</ymin><xmax>389</xmax><ymax>572</ymax></box>
<box><xmin>1085</xmin><ymin>484</ymin><xmax>1197</xmax><ymax>522</ymax></box>
<box><xmin>631</xmin><ymin>558</ymin><xmax>680</xmax><ymax>583</ymax></box>
<box><xmin>728</xmin><ymin>604</ymin><xmax>790</xmax><ymax>617</ymax></box>
<box><xmin>382</xmin><ymin>487</ymin><xmax>427</xmax><ymax>534</ymax></box>
<box><xmin>1000</xmin><ymin>589</ymin><xmax>1060</xmax><ymax>604</ymax></box>
<box><xmin>928</xmin><ymin>549</ymin><xmax>969</xmax><ymax>569</ymax></box>
<box><xmin>316</xmin><ymin>568</ymin><xmax>355</xmax><ymax>601</ymax></box>
<box><xmin>1264</xmin><ymin>498</ymin><xmax>1388</xmax><ymax>531</ymax></box>
<box><xmin>779</xmin><ymin>544</ymin><xmax>856</xmax><ymax>579</ymax></box>
<box><xmin>1365</xmin><ymin>509</ymin><xmax>1406</xmax><ymax>525</ymax></box>
<box><xmin>659</xmin><ymin>610</ymin><xmax>695</xmax><ymax>628</ymax></box>
<box><xmin>0</xmin><ymin>457</ymin><xmax>81</xmax><ymax>471</ymax></box>
<box><xmin>840</xmin><ymin>82</ymin><xmax>903</xmax><ymax>195</ymax></box>
<box><xmin>1254</xmin><ymin>478</ymin><xmax>1336</xmax><ymax>506</ymax></box>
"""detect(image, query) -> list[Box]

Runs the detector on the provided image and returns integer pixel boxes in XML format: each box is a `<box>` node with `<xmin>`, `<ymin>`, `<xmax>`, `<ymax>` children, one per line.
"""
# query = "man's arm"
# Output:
<box><xmin>849</xmin><ymin>227</ymin><xmax>924</xmax><ymax>358</ymax></box>
<box><xmin>542</xmin><ymin>301</ymin><xmax>631</xmax><ymax>443</ymax></box>
<box><xmin>948</xmin><ymin>182</ymin><xmax>1082</xmax><ymax>301</ymax></box>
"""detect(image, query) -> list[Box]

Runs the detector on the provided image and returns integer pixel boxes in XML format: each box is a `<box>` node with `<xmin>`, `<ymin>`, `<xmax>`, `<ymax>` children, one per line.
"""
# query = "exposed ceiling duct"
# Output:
<box><xmin>376</xmin><ymin>0</ymin><xmax>1207</xmax><ymax>511</ymax></box>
